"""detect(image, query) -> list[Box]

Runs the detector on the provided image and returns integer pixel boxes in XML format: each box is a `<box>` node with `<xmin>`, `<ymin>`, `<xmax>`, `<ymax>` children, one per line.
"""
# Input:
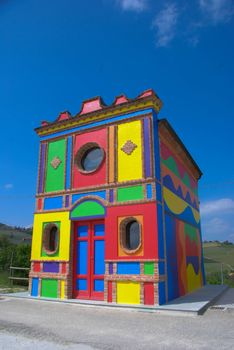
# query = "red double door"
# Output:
<box><xmin>73</xmin><ymin>220</ymin><xmax>105</xmax><ymax>300</ymax></box>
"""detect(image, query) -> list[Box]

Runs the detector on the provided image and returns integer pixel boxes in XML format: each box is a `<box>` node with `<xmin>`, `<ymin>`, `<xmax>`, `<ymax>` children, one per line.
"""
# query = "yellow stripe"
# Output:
<box><xmin>60</xmin><ymin>280</ymin><xmax>65</xmax><ymax>299</ymax></box>
<box><xmin>163</xmin><ymin>187</ymin><xmax>200</xmax><ymax>223</ymax></box>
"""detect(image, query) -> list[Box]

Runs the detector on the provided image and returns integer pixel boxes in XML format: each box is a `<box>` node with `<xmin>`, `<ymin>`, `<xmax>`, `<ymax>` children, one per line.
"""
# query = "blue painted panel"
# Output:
<box><xmin>94</xmin><ymin>224</ymin><xmax>105</xmax><ymax>236</ymax></box>
<box><xmin>94</xmin><ymin>280</ymin><xmax>104</xmax><ymax>292</ymax></box>
<box><xmin>76</xmin><ymin>279</ymin><xmax>87</xmax><ymax>291</ymax></box>
<box><xmin>165</xmin><ymin>213</ymin><xmax>179</xmax><ymax>301</ymax></box>
<box><xmin>65</xmin><ymin>136</ymin><xmax>72</xmax><ymax>190</ymax></box>
<box><xmin>117</xmin><ymin>262</ymin><xmax>140</xmax><ymax>275</ymax></box>
<box><xmin>157</xmin><ymin>203</ymin><xmax>164</xmax><ymax>259</ymax></box>
<box><xmin>43</xmin><ymin>196</ymin><xmax>63</xmax><ymax>210</ymax></box>
<box><xmin>77</xmin><ymin>241</ymin><xmax>87</xmax><ymax>274</ymax></box>
<box><xmin>94</xmin><ymin>240</ymin><xmax>105</xmax><ymax>275</ymax></box>
<box><xmin>158</xmin><ymin>261</ymin><xmax>165</xmax><ymax>275</ymax></box>
<box><xmin>31</xmin><ymin>278</ymin><xmax>39</xmax><ymax>297</ymax></box>
<box><xmin>158</xmin><ymin>281</ymin><xmax>166</xmax><ymax>305</ymax></box>
<box><xmin>146</xmin><ymin>184</ymin><xmax>152</xmax><ymax>199</ymax></box>
<box><xmin>156</xmin><ymin>182</ymin><xmax>162</xmax><ymax>202</ymax></box>
<box><xmin>77</xmin><ymin>225</ymin><xmax>88</xmax><ymax>237</ymax></box>
<box><xmin>40</xmin><ymin>109</ymin><xmax>153</xmax><ymax>141</ymax></box>
<box><xmin>72</xmin><ymin>190</ymin><xmax>106</xmax><ymax>204</ymax></box>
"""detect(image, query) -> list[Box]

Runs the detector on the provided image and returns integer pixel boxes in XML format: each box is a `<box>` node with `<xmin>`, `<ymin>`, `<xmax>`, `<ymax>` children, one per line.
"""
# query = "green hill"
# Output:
<box><xmin>203</xmin><ymin>242</ymin><xmax>234</xmax><ymax>267</ymax></box>
<box><xmin>203</xmin><ymin>241</ymin><xmax>234</xmax><ymax>287</ymax></box>
<box><xmin>0</xmin><ymin>223</ymin><xmax>32</xmax><ymax>245</ymax></box>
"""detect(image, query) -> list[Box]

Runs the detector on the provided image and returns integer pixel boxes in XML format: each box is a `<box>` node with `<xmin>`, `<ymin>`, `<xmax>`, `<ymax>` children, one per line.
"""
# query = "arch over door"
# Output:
<box><xmin>70</xmin><ymin>199</ymin><xmax>106</xmax><ymax>220</ymax></box>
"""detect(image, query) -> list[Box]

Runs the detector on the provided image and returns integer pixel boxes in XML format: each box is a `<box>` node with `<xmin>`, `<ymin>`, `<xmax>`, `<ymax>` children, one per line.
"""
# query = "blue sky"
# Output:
<box><xmin>0</xmin><ymin>0</ymin><xmax>234</xmax><ymax>241</ymax></box>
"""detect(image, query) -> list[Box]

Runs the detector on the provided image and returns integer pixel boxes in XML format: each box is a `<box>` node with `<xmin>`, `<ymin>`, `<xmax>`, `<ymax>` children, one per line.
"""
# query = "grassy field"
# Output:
<box><xmin>203</xmin><ymin>242</ymin><xmax>234</xmax><ymax>273</ymax></box>
<box><xmin>203</xmin><ymin>242</ymin><xmax>234</xmax><ymax>287</ymax></box>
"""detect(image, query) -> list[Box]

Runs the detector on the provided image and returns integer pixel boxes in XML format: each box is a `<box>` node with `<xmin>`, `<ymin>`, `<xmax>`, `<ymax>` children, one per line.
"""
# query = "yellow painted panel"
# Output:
<box><xmin>163</xmin><ymin>187</ymin><xmax>200</xmax><ymax>224</ymax></box>
<box><xmin>60</xmin><ymin>280</ymin><xmax>65</xmax><ymax>299</ymax></box>
<box><xmin>186</xmin><ymin>264</ymin><xmax>202</xmax><ymax>293</ymax></box>
<box><xmin>118</xmin><ymin>120</ymin><xmax>143</xmax><ymax>182</ymax></box>
<box><xmin>31</xmin><ymin>212</ymin><xmax>71</xmax><ymax>261</ymax></box>
<box><xmin>117</xmin><ymin>281</ymin><xmax>140</xmax><ymax>305</ymax></box>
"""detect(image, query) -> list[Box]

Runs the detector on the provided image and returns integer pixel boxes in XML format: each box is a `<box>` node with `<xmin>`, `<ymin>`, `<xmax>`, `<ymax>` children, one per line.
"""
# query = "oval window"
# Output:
<box><xmin>76</xmin><ymin>143</ymin><xmax>105</xmax><ymax>173</ymax></box>
<box><xmin>126</xmin><ymin>220</ymin><xmax>140</xmax><ymax>250</ymax></box>
<box><xmin>81</xmin><ymin>147</ymin><xmax>104</xmax><ymax>172</ymax></box>
<box><xmin>120</xmin><ymin>218</ymin><xmax>141</xmax><ymax>253</ymax></box>
<box><xmin>43</xmin><ymin>224</ymin><xmax>59</xmax><ymax>255</ymax></box>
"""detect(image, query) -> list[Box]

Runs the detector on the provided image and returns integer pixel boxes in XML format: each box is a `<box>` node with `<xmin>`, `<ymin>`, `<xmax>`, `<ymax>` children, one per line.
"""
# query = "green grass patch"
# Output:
<box><xmin>203</xmin><ymin>242</ymin><xmax>234</xmax><ymax>288</ymax></box>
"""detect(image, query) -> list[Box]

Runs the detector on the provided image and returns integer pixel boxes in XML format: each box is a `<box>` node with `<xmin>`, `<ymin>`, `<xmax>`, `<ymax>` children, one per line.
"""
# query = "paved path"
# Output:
<box><xmin>0</xmin><ymin>294</ymin><xmax>234</xmax><ymax>350</ymax></box>
<box><xmin>1</xmin><ymin>284</ymin><xmax>228</xmax><ymax>315</ymax></box>
<box><xmin>211</xmin><ymin>288</ymin><xmax>234</xmax><ymax>310</ymax></box>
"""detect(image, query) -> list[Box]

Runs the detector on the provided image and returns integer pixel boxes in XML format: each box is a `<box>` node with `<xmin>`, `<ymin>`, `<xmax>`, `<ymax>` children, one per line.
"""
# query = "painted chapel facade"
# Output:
<box><xmin>29</xmin><ymin>89</ymin><xmax>205</xmax><ymax>305</ymax></box>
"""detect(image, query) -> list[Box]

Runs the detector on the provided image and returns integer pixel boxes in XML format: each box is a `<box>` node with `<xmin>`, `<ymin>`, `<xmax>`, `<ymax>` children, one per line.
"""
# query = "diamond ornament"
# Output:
<box><xmin>50</xmin><ymin>156</ymin><xmax>62</xmax><ymax>169</ymax></box>
<box><xmin>121</xmin><ymin>140</ymin><xmax>138</xmax><ymax>155</ymax></box>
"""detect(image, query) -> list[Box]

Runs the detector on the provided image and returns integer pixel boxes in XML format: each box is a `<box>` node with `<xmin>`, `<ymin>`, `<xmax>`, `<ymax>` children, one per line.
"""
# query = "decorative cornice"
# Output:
<box><xmin>35</xmin><ymin>89</ymin><xmax>163</xmax><ymax>137</ymax></box>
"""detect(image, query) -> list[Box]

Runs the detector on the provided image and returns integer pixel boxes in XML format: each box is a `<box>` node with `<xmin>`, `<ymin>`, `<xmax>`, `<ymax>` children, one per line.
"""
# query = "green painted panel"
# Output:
<box><xmin>41</xmin><ymin>222</ymin><xmax>60</xmax><ymax>257</ymax></box>
<box><xmin>41</xmin><ymin>279</ymin><xmax>58</xmax><ymax>298</ymax></box>
<box><xmin>117</xmin><ymin>185</ymin><xmax>144</xmax><ymax>202</ymax></box>
<box><xmin>144</xmin><ymin>262</ymin><xmax>154</xmax><ymax>275</ymax></box>
<box><xmin>184</xmin><ymin>223</ymin><xmax>198</xmax><ymax>243</ymax></box>
<box><xmin>71</xmin><ymin>201</ymin><xmax>105</xmax><ymax>218</ymax></box>
<box><xmin>162</xmin><ymin>157</ymin><xmax>198</xmax><ymax>196</ymax></box>
<box><xmin>45</xmin><ymin>139</ymin><xmax>66</xmax><ymax>193</ymax></box>
<box><xmin>162</xmin><ymin>157</ymin><xmax>180</xmax><ymax>177</ymax></box>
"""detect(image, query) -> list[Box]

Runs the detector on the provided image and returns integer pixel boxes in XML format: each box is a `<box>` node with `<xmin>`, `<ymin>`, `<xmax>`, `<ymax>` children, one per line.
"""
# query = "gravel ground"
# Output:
<box><xmin>0</xmin><ymin>294</ymin><xmax>234</xmax><ymax>350</ymax></box>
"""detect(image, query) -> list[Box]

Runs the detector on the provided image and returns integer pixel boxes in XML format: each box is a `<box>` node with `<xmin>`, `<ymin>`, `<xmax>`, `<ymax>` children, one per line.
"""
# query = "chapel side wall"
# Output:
<box><xmin>159</xmin><ymin>134</ymin><xmax>205</xmax><ymax>302</ymax></box>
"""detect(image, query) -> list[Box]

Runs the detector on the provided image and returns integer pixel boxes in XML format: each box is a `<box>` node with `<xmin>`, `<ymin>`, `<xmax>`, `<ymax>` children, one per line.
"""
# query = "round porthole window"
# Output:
<box><xmin>120</xmin><ymin>218</ymin><xmax>142</xmax><ymax>254</ymax></box>
<box><xmin>76</xmin><ymin>142</ymin><xmax>105</xmax><ymax>173</ymax></box>
<box><xmin>43</xmin><ymin>223</ymin><xmax>59</xmax><ymax>255</ymax></box>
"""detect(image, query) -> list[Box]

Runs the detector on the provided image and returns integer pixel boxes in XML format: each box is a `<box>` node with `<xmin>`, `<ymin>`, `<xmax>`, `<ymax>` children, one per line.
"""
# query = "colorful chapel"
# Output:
<box><xmin>29</xmin><ymin>89</ymin><xmax>205</xmax><ymax>305</ymax></box>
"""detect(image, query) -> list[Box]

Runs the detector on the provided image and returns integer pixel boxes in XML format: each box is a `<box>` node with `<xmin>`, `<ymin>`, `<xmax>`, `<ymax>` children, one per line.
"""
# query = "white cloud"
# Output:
<box><xmin>4</xmin><ymin>183</ymin><xmax>13</xmax><ymax>190</ymax></box>
<box><xmin>152</xmin><ymin>3</ymin><xmax>178</xmax><ymax>47</ymax></box>
<box><xmin>200</xmin><ymin>198</ymin><xmax>234</xmax><ymax>216</ymax></box>
<box><xmin>199</xmin><ymin>0</ymin><xmax>234</xmax><ymax>23</ymax></box>
<box><xmin>202</xmin><ymin>216</ymin><xmax>234</xmax><ymax>242</ymax></box>
<box><xmin>116</xmin><ymin>0</ymin><xmax>148</xmax><ymax>12</ymax></box>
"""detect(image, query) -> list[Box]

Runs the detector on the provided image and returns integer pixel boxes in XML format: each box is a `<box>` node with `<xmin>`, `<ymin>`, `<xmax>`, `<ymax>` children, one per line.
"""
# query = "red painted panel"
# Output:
<box><xmin>33</xmin><ymin>262</ymin><xmax>41</xmax><ymax>272</ymax></box>
<box><xmin>185</xmin><ymin>235</ymin><xmax>199</xmax><ymax>257</ymax></box>
<box><xmin>73</xmin><ymin>128</ymin><xmax>107</xmax><ymax>189</ymax></box>
<box><xmin>80</xmin><ymin>97</ymin><xmax>103</xmax><ymax>115</ymax></box>
<box><xmin>61</xmin><ymin>262</ymin><xmax>67</xmax><ymax>274</ymax></box>
<box><xmin>144</xmin><ymin>283</ymin><xmax>154</xmax><ymax>305</ymax></box>
<box><xmin>176</xmin><ymin>220</ymin><xmax>187</xmax><ymax>296</ymax></box>
<box><xmin>37</xmin><ymin>198</ymin><xmax>42</xmax><ymax>210</ymax></box>
<box><xmin>105</xmin><ymin>202</ymin><xmax>158</xmax><ymax>260</ymax></box>
<box><xmin>108</xmin><ymin>281</ymin><xmax>112</xmax><ymax>303</ymax></box>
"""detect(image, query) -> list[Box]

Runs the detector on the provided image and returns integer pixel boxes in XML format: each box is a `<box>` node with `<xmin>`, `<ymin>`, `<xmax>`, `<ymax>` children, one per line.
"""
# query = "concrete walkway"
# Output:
<box><xmin>210</xmin><ymin>287</ymin><xmax>234</xmax><ymax>310</ymax></box>
<box><xmin>0</xmin><ymin>284</ymin><xmax>228</xmax><ymax>316</ymax></box>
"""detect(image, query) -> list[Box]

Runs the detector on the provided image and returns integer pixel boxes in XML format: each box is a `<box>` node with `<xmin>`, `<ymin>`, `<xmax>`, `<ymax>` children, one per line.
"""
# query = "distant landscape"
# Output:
<box><xmin>0</xmin><ymin>223</ymin><xmax>32</xmax><ymax>245</ymax></box>
<box><xmin>0</xmin><ymin>223</ymin><xmax>234</xmax><ymax>289</ymax></box>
